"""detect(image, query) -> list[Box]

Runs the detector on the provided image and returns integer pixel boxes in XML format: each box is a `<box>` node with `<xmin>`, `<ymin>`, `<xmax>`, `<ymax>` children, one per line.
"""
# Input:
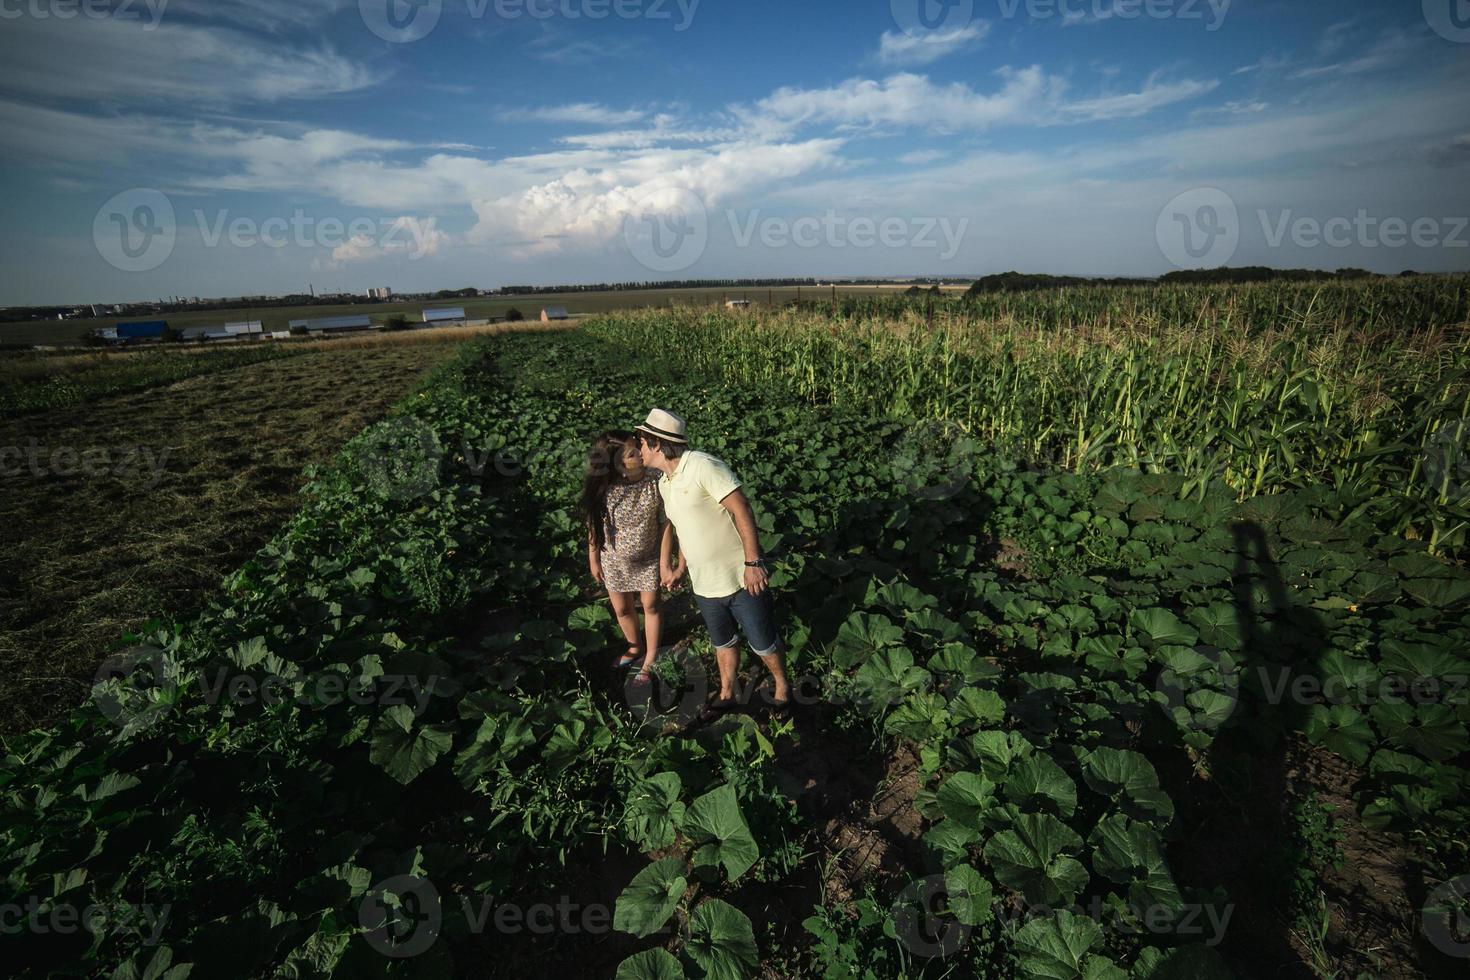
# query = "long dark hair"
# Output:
<box><xmin>580</xmin><ymin>429</ymin><xmax>636</xmax><ymax>553</ymax></box>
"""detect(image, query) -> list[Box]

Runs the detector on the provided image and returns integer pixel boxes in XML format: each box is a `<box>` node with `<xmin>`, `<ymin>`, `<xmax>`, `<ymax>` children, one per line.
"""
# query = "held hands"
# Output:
<box><xmin>661</xmin><ymin>562</ymin><xmax>687</xmax><ymax>591</ymax></box>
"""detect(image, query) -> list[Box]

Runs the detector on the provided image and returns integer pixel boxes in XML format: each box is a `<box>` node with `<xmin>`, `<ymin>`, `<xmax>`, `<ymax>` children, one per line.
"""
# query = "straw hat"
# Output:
<box><xmin>635</xmin><ymin>408</ymin><xmax>688</xmax><ymax>444</ymax></box>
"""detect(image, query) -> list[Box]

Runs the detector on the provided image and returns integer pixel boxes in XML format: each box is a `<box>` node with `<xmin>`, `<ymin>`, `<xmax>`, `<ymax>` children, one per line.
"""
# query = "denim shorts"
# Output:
<box><xmin>695</xmin><ymin>589</ymin><xmax>780</xmax><ymax>656</ymax></box>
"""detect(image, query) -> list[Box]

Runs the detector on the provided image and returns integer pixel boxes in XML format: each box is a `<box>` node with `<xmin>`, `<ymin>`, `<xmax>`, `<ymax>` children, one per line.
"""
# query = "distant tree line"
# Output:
<box><xmin>1157</xmin><ymin>267</ymin><xmax>1412</xmax><ymax>284</ymax></box>
<box><xmin>966</xmin><ymin>272</ymin><xmax>1152</xmax><ymax>294</ymax></box>
<box><xmin>496</xmin><ymin>279</ymin><xmax>831</xmax><ymax>295</ymax></box>
<box><xmin>961</xmin><ymin>268</ymin><xmax>1433</xmax><ymax>295</ymax></box>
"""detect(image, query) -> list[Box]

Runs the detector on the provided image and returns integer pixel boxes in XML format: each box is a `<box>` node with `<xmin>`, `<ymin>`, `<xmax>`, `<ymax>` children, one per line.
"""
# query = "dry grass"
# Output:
<box><xmin>290</xmin><ymin>321</ymin><xmax>573</xmax><ymax>352</ymax></box>
<box><xmin>0</xmin><ymin>341</ymin><xmax>465</xmax><ymax>734</ymax></box>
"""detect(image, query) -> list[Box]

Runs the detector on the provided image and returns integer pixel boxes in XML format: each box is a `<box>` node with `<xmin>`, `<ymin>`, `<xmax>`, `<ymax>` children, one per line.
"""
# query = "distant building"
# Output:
<box><xmin>289</xmin><ymin>314</ymin><xmax>375</xmax><ymax>336</ymax></box>
<box><xmin>368</xmin><ymin>287</ymin><xmax>393</xmax><ymax>300</ymax></box>
<box><xmin>113</xmin><ymin>320</ymin><xmax>167</xmax><ymax>342</ymax></box>
<box><xmin>224</xmin><ymin>321</ymin><xmax>263</xmax><ymax>337</ymax></box>
<box><xmin>265</xmin><ymin>330</ymin><xmax>292</xmax><ymax>341</ymax></box>
<box><xmin>422</xmin><ymin>307</ymin><xmax>467</xmax><ymax>325</ymax></box>
<box><xmin>725</xmin><ymin>299</ymin><xmax>751</xmax><ymax>310</ymax></box>
<box><xmin>540</xmin><ymin>307</ymin><xmax>569</xmax><ymax>321</ymax></box>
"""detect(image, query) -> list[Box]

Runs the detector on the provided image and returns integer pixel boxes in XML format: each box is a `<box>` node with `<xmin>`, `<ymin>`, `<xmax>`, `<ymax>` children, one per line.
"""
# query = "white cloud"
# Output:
<box><xmin>750</xmin><ymin>69</ymin><xmax>1057</xmax><ymax>133</ymax></box>
<box><xmin>169</xmin><ymin>0</ymin><xmax>350</xmax><ymax>33</ymax></box>
<box><xmin>1195</xmin><ymin>100</ymin><xmax>1270</xmax><ymax>117</ymax></box>
<box><xmin>0</xmin><ymin>15</ymin><xmax>374</xmax><ymax>104</ymax></box>
<box><xmin>1291</xmin><ymin>29</ymin><xmax>1420</xmax><ymax>80</ymax></box>
<box><xmin>899</xmin><ymin>150</ymin><xmax>948</xmax><ymax>166</ymax></box>
<box><xmin>747</xmin><ymin>68</ymin><xmax>1214</xmax><ymax>133</ymax></box>
<box><xmin>876</xmin><ymin>24</ymin><xmax>989</xmax><ymax>66</ymax></box>
<box><xmin>470</xmin><ymin>138</ymin><xmax>846</xmax><ymax>256</ymax></box>
<box><xmin>1316</xmin><ymin>18</ymin><xmax>1361</xmax><ymax>59</ymax></box>
<box><xmin>558</xmin><ymin>114</ymin><xmax>741</xmax><ymax>149</ymax></box>
<box><xmin>327</xmin><ymin>217</ymin><xmax>451</xmax><ymax>266</ymax></box>
<box><xmin>1061</xmin><ymin>76</ymin><xmax>1219</xmax><ymax>121</ymax></box>
<box><xmin>527</xmin><ymin>35</ymin><xmax>641</xmax><ymax>63</ymax></box>
<box><xmin>499</xmin><ymin>104</ymin><xmax>649</xmax><ymax>126</ymax></box>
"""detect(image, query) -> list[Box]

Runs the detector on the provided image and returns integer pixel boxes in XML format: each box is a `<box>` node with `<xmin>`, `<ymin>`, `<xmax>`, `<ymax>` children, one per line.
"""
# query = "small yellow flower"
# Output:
<box><xmin>1348</xmin><ymin>604</ymin><xmax>1359</xmax><ymax>613</ymax></box>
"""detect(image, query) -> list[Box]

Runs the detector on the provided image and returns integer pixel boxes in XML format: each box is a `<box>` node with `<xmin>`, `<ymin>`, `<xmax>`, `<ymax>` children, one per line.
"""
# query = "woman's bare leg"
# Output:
<box><xmin>609</xmin><ymin>590</ymin><xmax>641</xmax><ymax>652</ymax></box>
<box><xmin>639</xmin><ymin>590</ymin><xmax>662</xmax><ymax>667</ymax></box>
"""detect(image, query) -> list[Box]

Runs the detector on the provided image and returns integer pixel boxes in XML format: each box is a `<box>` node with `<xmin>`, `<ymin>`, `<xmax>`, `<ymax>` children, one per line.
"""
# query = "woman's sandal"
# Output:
<box><xmin>615</xmin><ymin>646</ymin><xmax>641</xmax><ymax>669</ymax></box>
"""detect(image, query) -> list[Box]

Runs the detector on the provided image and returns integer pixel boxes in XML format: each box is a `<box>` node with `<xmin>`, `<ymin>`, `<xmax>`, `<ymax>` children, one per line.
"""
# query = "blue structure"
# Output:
<box><xmin>115</xmin><ymin>320</ymin><xmax>167</xmax><ymax>340</ymax></box>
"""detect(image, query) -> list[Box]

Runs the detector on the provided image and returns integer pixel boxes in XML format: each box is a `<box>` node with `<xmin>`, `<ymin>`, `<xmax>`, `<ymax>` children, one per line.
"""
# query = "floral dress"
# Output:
<box><xmin>601</xmin><ymin>471</ymin><xmax>665</xmax><ymax>592</ymax></box>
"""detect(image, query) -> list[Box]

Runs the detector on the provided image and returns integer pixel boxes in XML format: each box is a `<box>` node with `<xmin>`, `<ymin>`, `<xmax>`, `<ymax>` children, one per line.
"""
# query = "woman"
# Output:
<box><xmin>581</xmin><ymin>430</ymin><xmax>666</xmax><ymax>684</ymax></box>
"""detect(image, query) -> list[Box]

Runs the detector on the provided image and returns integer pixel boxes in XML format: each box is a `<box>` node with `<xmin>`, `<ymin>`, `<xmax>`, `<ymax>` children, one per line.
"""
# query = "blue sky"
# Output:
<box><xmin>0</xmin><ymin>0</ymin><xmax>1467</xmax><ymax>304</ymax></box>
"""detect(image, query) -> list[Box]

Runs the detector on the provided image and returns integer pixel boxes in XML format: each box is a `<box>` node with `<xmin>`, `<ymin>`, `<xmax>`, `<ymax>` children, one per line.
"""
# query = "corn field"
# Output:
<box><xmin>586</xmin><ymin>277</ymin><xmax>1470</xmax><ymax>553</ymax></box>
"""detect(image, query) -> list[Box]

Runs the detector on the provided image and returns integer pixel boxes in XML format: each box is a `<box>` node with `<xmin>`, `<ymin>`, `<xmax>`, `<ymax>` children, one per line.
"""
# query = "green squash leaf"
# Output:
<box><xmin>684</xmin><ymin>785</ymin><xmax>760</xmax><ymax>883</ymax></box>
<box><xmin>687</xmin><ymin>899</ymin><xmax>759</xmax><ymax>980</ymax></box>
<box><xmin>369</xmin><ymin>705</ymin><xmax>454</xmax><ymax>785</ymax></box>
<box><xmin>613</xmin><ymin>857</ymin><xmax>687</xmax><ymax>939</ymax></box>
<box><xmin>983</xmin><ymin>813</ymin><xmax>1088</xmax><ymax>906</ymax></box>
<box><xmin>614</xmin><ymin>949</ymin><xmax>686</xmax><ymax>980</ymax></box>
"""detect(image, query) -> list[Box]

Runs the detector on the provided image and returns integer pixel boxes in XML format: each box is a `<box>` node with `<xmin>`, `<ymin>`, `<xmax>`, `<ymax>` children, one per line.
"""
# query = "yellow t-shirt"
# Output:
<box><xmin>659</xmin><ymin>451</ymin><xmax>748</xmax><ymax>598</ymax></box>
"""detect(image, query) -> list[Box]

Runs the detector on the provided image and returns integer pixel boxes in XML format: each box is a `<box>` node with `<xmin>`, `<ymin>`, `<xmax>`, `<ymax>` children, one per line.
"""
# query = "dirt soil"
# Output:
<box><xmin>0</xmin><ymin>342</ymin><xmax>460</xmax><ymax>734</ymax></box>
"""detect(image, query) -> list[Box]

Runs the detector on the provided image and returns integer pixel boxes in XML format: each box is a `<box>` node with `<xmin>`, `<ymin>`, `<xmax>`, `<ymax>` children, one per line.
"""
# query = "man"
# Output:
<box><xmin>634</xmin><ymin>408</ymin><xmax>793</xmax><ymax>722</ymax></box>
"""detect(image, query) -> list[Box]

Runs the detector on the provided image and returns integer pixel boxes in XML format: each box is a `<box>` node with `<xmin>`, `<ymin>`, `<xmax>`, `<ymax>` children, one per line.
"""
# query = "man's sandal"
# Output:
<box><xmin>696</xmin><ymin>697</ymin><xmax>737</xmax><ymax>724</ymax></box>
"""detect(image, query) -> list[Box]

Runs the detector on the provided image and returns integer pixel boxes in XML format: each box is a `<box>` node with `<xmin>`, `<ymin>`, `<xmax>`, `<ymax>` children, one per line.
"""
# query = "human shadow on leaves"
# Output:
<box><xmin>1166</xmin><ymin>520</ymin><xmax>1331</xmax><ymax>979</ymax></box>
